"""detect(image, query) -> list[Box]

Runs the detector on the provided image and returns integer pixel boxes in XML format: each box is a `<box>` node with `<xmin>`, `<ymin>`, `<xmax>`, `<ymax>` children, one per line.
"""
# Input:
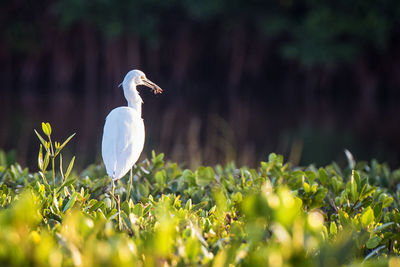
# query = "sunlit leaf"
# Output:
<box><xmin>65</xmin><ymin>156</ymin><xmax>75</xmax><ymax>180</ymax></box>
<box><xmin>63</xmin><ymin>192</ymin><xmax>77</xmax><ymax>212</ymax></box>
<box><xmin>55</xmin><ymin>133</ymin><xmax>76</xmax><ymax>157</ymax></box>
<box><xmin>361</xmin><ymin>207</ymin><xmax>375</xmax><ymax>227</ymax></box>
<box><xmin>34</xmin><ymin>129</ymin><xmax>47</xmax><ymax>148</ymax></box>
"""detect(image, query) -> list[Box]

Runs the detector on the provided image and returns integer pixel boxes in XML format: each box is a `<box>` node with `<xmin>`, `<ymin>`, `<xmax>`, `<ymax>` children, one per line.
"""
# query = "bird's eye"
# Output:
<box><xmin>141</xmin><ymin>76</ymin><xmax>146</xmax><ymax>80</ymax></box>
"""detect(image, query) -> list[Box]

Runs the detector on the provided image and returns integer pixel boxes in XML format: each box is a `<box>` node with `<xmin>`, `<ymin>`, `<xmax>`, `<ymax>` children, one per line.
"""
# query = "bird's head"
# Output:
<box><xmin>120</xmin><ymin>70</ymin><xmax>162</xmax><ymax>94</ymax></box>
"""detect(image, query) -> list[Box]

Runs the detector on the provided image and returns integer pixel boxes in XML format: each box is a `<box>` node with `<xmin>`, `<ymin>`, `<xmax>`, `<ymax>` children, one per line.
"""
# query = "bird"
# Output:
<box><xmin>101</xmin><ymin>70</ymin><xmax>162</xmax><ymax>181</ymax></box>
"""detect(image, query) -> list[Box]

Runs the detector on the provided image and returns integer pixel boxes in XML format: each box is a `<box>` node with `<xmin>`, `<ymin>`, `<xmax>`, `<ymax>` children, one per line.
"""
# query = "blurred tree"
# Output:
<box><xmin>1</xmin><ymin>0</ymin><xmax>400</xmax><ymax>167</ymax></box>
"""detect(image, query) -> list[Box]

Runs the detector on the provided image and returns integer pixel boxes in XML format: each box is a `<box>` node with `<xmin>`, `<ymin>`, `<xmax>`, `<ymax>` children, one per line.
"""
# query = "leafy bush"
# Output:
<box><xmin>0</xmin><ymin>123</ymin><xmax>399</xmax><ymax>266</ymax></box>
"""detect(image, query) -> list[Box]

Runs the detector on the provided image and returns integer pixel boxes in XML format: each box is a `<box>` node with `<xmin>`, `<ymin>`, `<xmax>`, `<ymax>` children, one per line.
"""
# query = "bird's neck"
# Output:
<box><xmin>127</xmin><ymin>98</ymin><xmax>142</xmax><ymax>115</ymax></box>
<box><xmin>124</xmin><ymin>86</ymin><xmax>143</xmax><ymax>116</ymax></box>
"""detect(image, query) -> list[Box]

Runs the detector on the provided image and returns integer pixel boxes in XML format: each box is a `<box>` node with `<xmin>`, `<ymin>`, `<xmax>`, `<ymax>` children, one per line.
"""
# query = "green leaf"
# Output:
<box><xmin>185</xmin><ymin>199</ymin><xmax>192</xmax><ymax>210</ymax></box>
<box><xmin>373</xmin><ymin>203</ymin><xmax>383</xmax><ymax>222</ymax></box>
<box><xmin>382</xmin><ymin>196</ymin><xmax>393</xmax><ymax>208</ymax></box>
<box><xmin>55</xmin><ymin>133</ymin><xmax>76</xmax><ymax>157</ymax></box>
<box><xmin>42</xmin><ymin>122</ymin><xmax>52</xmax><ymax>136</ymax></box>
<box><xmin>56</xmin><ymin>178</ymin><xmax>77</xmax><ymax>194</ymax></box>
<box><xmin>34</xmin><ymin>129</ymin><xmax>47</xmax><ymax>148</ymax></box>
<box><xmin>59</xmin><ymin>153</ymin><xmax>64</xmax><ymax>180</ymax></box>
<box><xmin>137</xmin><ymin>183</ymin><xmax>149</xmax><ymax>197</ymax></box>
<box><xmin>38</xmin><ymin>144</ymin><xmax>44</xmax><ymax>170</ymax></box>
<box><xmin>155</xmin><ymin>170</ymin><xmax>167</xmax><ymax>187</ymax></box>
<box><xmin>353</xmin><ymin>170</ymin><xmax>361</xmax><ymax>191</ymax></box>
<box><xmin>195</xmin><ymin>166</ymin><xmax>215</xmax><ymax>187</ymax></box>
<box><xmin>268</xmin><ymin>153</ymin><xmax>277</xmax><ymax>162</ymax></box>
<box><xmin>330</xmin><ymin>221</ymin><xmax>337</xmax><ymax>235</ymax></box>
<box><xmin>350</xmin><ymin>170</ymin><xmax>359</xmax><ymax>202</ymax></box>
<box><xmin>361</xmin><ymin>207</ymin><xmax>375</xmax><ymax>227</ymax></box>
<box><xmin>232</xmin><ymin>192</ymin><xmax>243</xmax><ymax>203</ymax></box>
<box><xmin>303</xmin><ymin>181</ymin><xmax>310</xmax><ymax>193</ymax></box>
<box><xmin>132</xmin><ymin>204</ymin><xmax>143</xmax><ymax>216</ymax></box>
<box><xmin>191</xmin><ymin>201</ymin><xmax>208</xmax><ymax>213</ymax></box>
<box><xmin>338</xmin><ymin>210</ymin><xmax>350</xmax><ymax>225</ymax></box>
<box><xmin>373</xmin><ymin>222</ymin><xmax>394</xmax><ymax>233</ymax></box>
<box><xmin>63</xmin><ymin>192</ymin><xmax>77</xmax><ymax>212</ymax></box>
<box><xmin>88</xmin><ymin>201</ymin><xmax>104</xmax><ymax>213</ymax></box>
<box><xmin>359</xmin><ymin>185</ymin><xmax>376</xmax><ymax>201</ymax></box>
<box><xmin>65</xmin><ymin>156</ymin><xmax>75</xmax><ymax>180</ymax></box>
<box><xmin>366</xmin><ymin>236</ymin><xmax>381</xmax><ymax>249</ymax></box>
<box><xmin>43</xmin><ymin>150</ymin><xmax>50</xmax><ymax>172</ymax></box>
<box><xmin>318</xmin><ymin>168</ymin><xmax>329</xmax><ymax>185</ymax></box>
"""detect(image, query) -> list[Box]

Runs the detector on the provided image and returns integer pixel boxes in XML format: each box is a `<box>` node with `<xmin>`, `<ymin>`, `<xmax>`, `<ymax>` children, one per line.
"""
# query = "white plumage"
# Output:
<box><xmin>101</xmin><ymin>70</ymin><xmax>162</xmax><ymax>180</ymax></box>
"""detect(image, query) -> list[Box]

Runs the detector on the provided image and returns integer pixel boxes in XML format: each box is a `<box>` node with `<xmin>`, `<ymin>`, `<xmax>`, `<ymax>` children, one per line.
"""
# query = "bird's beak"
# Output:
<box><xmin>142</xmin><ymin>78</ymin><xmax>163</xmax><ymax>94</ymax></box>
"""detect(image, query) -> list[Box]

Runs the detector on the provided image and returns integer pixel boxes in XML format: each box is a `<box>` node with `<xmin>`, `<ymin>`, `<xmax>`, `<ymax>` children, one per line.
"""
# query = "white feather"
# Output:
<box><xmin>101</xmin><ymin>69</ymin><xmax>161</xmax><ymax>180</ymax></box>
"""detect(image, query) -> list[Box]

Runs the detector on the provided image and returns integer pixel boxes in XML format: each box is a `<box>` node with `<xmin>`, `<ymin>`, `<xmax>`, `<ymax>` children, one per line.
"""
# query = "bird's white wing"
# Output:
<box><xmin>101</xmin><ymin>107</ymin><xmax>145</xmax><ymax>180</ymax></box>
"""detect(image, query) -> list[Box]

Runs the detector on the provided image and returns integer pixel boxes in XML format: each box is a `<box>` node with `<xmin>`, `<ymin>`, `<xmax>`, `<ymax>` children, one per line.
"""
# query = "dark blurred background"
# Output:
<box><xmin>1</xmin><ymin>0</ymin><xmax>400</xmax><ymax>170</ymax></box>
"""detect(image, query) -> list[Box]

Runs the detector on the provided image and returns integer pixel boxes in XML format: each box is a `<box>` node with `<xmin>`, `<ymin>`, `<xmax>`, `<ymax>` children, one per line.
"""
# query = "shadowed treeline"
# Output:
<box><xmin>1</xmin><ymin>0</ymin><xmax>400</xmax><ymax>169</ymax></box>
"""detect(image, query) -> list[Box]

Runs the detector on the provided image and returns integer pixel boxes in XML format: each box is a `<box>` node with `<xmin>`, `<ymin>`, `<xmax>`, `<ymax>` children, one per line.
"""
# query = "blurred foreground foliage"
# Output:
<box><xmin>0</xmin><ymin>125</ymin><xmax>400</xmax><ymax>266</ymax></box>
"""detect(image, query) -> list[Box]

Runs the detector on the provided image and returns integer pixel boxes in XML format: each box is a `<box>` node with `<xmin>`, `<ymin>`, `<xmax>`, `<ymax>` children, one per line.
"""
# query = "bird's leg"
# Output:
<box><xmin>111</xmin><ymin>179</ymin><xmax>116</xmax><ymax>196</ymax></box>
<box><xmin>127</xmin><ymin>168</ymin><xmax>133</xmax><ymax>202</ymax></box>
<box><xmin>110</xmin><ymin>179</ymin><xmax>122</xmax><ymax>231</ymax></box>
<box><xmin>116</xmin><ymin>194</ymin><xmax>122</xmax><ymax>231</ymax></box>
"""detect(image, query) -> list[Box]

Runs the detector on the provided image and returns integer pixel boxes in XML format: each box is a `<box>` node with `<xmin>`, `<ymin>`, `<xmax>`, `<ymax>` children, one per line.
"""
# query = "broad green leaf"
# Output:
<box><xmin>361</xmin><ymin>207</ymin><xmax>375</xmax><ymax>227</ymax></box>
<box><xmin>132</xmin><ymin>204</ymin><xmax>143</xmax><ymax>216</ymax></box>
<box><xmin>373</xmin><ymin>203</ymin><xmax>383</xmax><ymax>222</ymax></box>
<box><xmin>353</xmin><ymin>170</ymin><xmax>361</xmax><ymax>191</ymax></box>
<box><xmin>359</xmin><ymin>185</ymin><xmax>376</xmax><ymax>201</ymax></box>
<box><xmin>303</xmin><ymin>181</ymin><xmax>310</xmax><ymax>193</ymax></box>
<box><xmin>318</xmin><ymin>168</ymin><xmax>329</xmax><ymax>185</ymax></box>
<box><xmin>195</xmin><ymin>166</ymin><xmax>215</xmax><ymax>187</ymax></box>
<box><xmin>350</xmin><ymin>171</ymin><xmax>359</xmax><ymax>202</ymax></box>
<box><xmin>137</xmin><ymin>183</ymin><xmax>149</xmax><ymax>197</ymax></box>
<box><xmin>338</xmin><ymin>210</ymin><xmax>350</xmax><ymax>225</ymax></box>
<box><xmin>232</xmin><ymin>192</ymin><xmax>243</xmax><ymax>203</ymax></box>
<box><xmin>366</xmin><ymin>236</ymin><xmax>381</xmax><ymax>249</ymax></box>
<box><xmin>305</xmin><ymin>171</ymin><xmax>316</xmax><ymax>183</ymax></box>
<box><xmin>382</xmin><ymin>196</ymin><xmax>394</xmax><ymax>208</ymax></box>
<box><xmin>330</xmin><ymin>221</ymin><xmax>337</xmax><ymax>235</ymax></box>
<box><xmin>155</xmin><ymin>170</ymin><xmax>167</xmax><ymax>187</ymax></box>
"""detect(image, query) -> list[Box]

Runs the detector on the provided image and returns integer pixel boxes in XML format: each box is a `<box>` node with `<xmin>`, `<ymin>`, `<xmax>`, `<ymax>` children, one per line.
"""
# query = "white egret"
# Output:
<box><xmin>102</xmin><ymin>70</ymin><xmax>162</xmax><ymax>227</ymax></box>
<box><xmin>102</xmin><ymin>69</ymin><xmax>162</xmax><ymax>181</ymax></box>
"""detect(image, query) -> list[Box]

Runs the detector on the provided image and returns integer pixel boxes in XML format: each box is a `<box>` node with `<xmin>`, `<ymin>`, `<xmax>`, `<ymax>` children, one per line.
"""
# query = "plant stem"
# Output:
<box><xmin>48</xmin><ymin>135</ymin><xmax>55</xmax><ymax>156</ymax></box>
<box><xmin>110</xmin><ymin>180</ymin><xmax>122</xmax><ymax>231</ymax></box>
<box><xmin>40</xmin><ymin>172</ymin><xmax>50</xmax><ymax>188</ymax></box>
<box><xmin>117</xmin><ymin>194</ymin><xmax>122</xmax><ymax>231</ymax></box>
<box><xmin>112</xmin><ymin>180</ymin><xmax>115</xmax><ymax>196</ymax></box>
<box><xmin>52</xmin><ymin>157</ymin><xmax>55</xmax><ymax>186</ymax></box>
<box><xmin>127</xmin><ymin>168</ymin><xmax>133</xmax><ymax>201</ymax></box>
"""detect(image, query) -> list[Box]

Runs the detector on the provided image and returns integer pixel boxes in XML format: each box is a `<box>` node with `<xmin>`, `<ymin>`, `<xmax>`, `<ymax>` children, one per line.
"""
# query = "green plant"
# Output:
<box><xmin>0</xmin><ymin>123</ymin><xmax>399</xmax><ymax>266</ymax></box>
<box><xmin>34</xmin><ymin>122</ymin><xmax>75</xmax><ymax>187</ymax></box>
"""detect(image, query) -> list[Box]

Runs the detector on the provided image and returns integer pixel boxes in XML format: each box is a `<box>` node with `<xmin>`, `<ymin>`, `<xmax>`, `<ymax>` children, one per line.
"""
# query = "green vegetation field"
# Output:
<box><xmin>0</xmin><ymin>124</ymin><xmax>399</xmax><ymax>266</ymax></box>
